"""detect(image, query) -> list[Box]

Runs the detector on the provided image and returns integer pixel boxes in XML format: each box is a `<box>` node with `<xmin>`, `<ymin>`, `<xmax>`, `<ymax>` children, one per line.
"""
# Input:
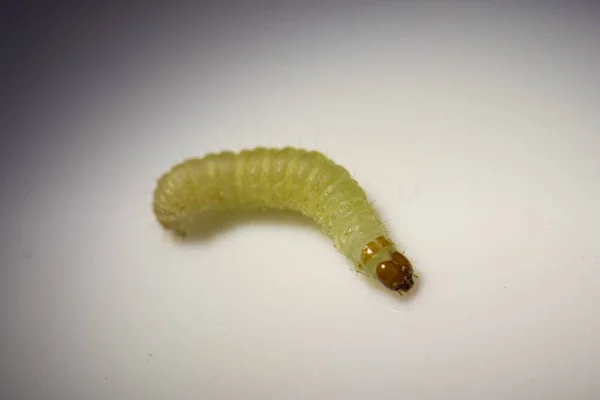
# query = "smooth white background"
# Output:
<box><xmin>2</xmin><ymin>2</ymin><xmax>599</xmax><ymax>399</ymax></box>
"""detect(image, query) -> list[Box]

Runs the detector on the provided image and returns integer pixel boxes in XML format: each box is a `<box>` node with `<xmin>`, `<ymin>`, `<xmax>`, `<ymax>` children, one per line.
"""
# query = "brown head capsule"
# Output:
<box><xmin>375</xmin><ymin>251</ymin><xmax>414</xmax><ymax>293</ymax></box>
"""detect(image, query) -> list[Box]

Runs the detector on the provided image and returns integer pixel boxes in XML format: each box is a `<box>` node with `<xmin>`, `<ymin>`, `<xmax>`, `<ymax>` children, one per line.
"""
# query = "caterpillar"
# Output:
<box><xmin>153</xmin><ymin>147</ymin><xmax>416</xmax><ymax>294</ymax></box>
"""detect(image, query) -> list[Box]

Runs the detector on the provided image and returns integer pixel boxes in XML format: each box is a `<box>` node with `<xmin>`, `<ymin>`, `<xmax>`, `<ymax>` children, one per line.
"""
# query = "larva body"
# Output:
<box><xmin>153</xmin><ymin>147</ymin><xmax>415</xmax><ymax>293</ymax></box>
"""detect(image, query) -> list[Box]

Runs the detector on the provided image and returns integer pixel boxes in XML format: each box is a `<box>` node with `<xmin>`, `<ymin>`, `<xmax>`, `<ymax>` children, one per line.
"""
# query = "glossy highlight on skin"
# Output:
<box><xmin>153</xmin><ymin>147</ymin><xmax>417</xmax><ymax>294</ymax></box>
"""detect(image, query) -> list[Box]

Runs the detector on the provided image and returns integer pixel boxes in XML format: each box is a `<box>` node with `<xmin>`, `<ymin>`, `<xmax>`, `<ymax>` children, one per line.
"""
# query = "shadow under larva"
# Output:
<box><xmin>153</xmin><ymin>146</ymin><xmax>418</xmax><ymax>295</ymax></box>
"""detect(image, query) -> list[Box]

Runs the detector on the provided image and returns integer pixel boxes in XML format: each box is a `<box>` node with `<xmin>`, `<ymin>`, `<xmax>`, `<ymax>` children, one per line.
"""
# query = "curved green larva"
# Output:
<box><xmin>153</xmin><ymin>147</ymin><xmax>416</xmax><ymax>293</ymax></box>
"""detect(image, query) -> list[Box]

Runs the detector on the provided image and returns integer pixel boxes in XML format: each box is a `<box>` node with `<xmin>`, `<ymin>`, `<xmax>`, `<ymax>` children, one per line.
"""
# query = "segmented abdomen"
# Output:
<box><xmin>153</xmin><ymin>147</ymin><xmax>387</xmax><ymax>265</ymax></box>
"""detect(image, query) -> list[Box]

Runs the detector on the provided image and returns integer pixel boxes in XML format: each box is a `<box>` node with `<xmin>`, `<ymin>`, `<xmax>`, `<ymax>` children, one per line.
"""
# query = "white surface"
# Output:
<box><xmin>2</xmin><ymin>2</ymin><xmax>600</xmax><ymax>399</ymax></box>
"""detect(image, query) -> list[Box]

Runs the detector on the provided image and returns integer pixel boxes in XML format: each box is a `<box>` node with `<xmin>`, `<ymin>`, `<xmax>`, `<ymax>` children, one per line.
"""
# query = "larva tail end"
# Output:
<box><xmin>375</xmin><ymin>251</ymin><xmax>415</xmax><ymax>293</ymax></box>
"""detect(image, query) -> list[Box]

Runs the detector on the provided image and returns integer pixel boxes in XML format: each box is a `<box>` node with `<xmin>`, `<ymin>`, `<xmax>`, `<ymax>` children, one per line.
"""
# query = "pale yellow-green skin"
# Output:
<box><xmin>153</xmin><ymin>147</ymin><xmax>399</xmax><ymax>279</ymax></box>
